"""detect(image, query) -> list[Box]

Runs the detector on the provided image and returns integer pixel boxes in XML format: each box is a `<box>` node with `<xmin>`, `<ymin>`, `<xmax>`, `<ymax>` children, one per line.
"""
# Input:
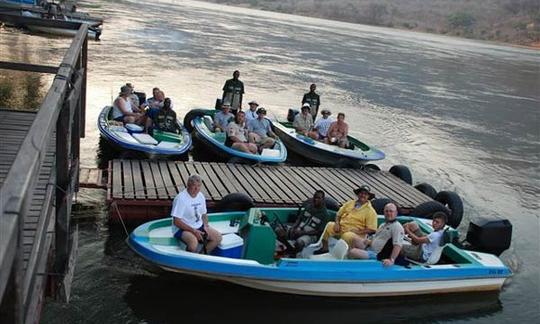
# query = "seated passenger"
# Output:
<box><xmin>171</xmin><ymin>174</ymin><xmax>222</xmax><ymax>253</ymax></box>
<box><xmin>313</xmin><ymin>109</ymin><xmax>333</xmax><ymax>141</ymax></box>
<box><xmin>349</xmin><ymin>202</ymin><xmax>405</xmax><ymax>267</ymax></box>
<box><xmin>125</xmin><ymin>83</ymin><xmax>144</xmax><ymax>110</ymax></box>
<box><xmin>326</xmin><ymin>112</ymin><xmax>349</xmax><ymax>148</ymax></box>
<box><xmin>245</xmin><ymin>100</ymin><xmax>259</xmax><ymax>122</ymax></box>
<box><xmin>247</xmin><ymin>107</ymin><xmax>278</xmax><ymax>151</ymax></box>
<box><xmin>145</xmin><ymin>90</ymin><xmax>165</xmax><ymax>128</ymax></box>
<box><xmin>111</xmin><ymin>85</ymin><xmax>145</xmax><ymax>125</ymax></box>
<box><xmin>226</xmin><ymin>111</ymin><xmax>258</xmax><ymax>154</ymax></box>
<box><xmin>293</xmin><ymin>103</ymin><xmax>317</xmax><ymax>139</ymax></box>
<box><xmin>274</xmin><ymin>190</ymin><xmax>330</xmax><ymax>254</ymax></box>
<box><xmin>318</xmin><ymin>185</ymin><xmax>377</xmax><ymax>253</ymax></box>
<box><xmin>153</xmin><ymin>98</ymin><xmax>179</xmax><ymax>133</ymax></box>
<box><xmin>400</xmin><ymin>211</ymin><xmax>447</xmax><ymax>262</ymax></box>
<box><xmin>214</xmin><ymin>102</ymin><xmax>234</xmax><ymax>132</ymax></box>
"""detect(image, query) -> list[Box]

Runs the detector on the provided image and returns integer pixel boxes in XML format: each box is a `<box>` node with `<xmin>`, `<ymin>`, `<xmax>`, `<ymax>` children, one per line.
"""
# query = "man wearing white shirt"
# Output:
<box><xmin>171</xmin><ymin>174</ymin><xmax>222</xmax><ymax>253</ymax></box>
<box><xmin>313</xmin><ymin>109</ymin><xmax>333</xmax><ymax>141</ymax></box>
<box><xmin>401</xmin><ymin>212</ymin><xmax>446</xmax><ymax>262</ymax></box>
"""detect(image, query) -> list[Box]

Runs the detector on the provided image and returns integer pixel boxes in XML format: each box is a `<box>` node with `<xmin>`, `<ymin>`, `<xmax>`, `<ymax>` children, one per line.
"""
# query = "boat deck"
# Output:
<box><xmin>107</xmin><ymin>159</ymin><xmax>432</xmax><ymax>221</ymax></box>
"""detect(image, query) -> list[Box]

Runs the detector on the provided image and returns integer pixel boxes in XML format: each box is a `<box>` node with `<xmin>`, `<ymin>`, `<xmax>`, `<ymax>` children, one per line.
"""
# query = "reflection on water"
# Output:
<box><xmin>2</xmin><ymin>0</ymin><xmax>538</xmax><ymax>322</ymax></box>
<box><xmin>126</xmin><ymin>274</ymin><xmax>502</xmax><ymax>324</ymax></box>
<box><xmin>0</xmin><ymin>71</ymin><xmax>45</xmax><ymax>111</ymax></box>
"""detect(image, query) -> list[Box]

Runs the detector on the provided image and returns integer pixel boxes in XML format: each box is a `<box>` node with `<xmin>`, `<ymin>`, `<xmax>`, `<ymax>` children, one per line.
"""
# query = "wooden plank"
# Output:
<box><xmin>112</xmin><ymin>160</ymin><xmax>123</xmax><ymax>199</ymax></box>
<box><xmin>140</xmin><ymin>161</ymin><xmax>157</xmax><ymax>200</ymax></box>
<box><xmin>248</xmin><ymin>166</ymin><xmax>283</xmax><ymax>204</ymax></box>
<box><xmin>173</xmin><ymin>162</ymin><xmax>191</xmax><ymax>190</ymax></box>
<box><xmin>304</xmin><ymin>167</ymin><xmax>351</xmax><ymax>202</ymax></box>
<box><xmin>0</xmin><ymin>61</ymin><xmax>58</xmax><ymax>74</ymax></box>
<box><xmin>198</xmin><ymin>163</ymin><xmax>226</xmax><ymax>198</ymax></box>
<box><xmin>257</xmin><ymin>166</ymin><xmax>297</xmax><ymax>203</ymax></box>
<box><xmin>158</xmin><ymin>160</ymin><xmax>178</xmax><ymax>199</ymax></box>
<box><xmin>122</xmin><ymin>160</ymin><xmax>134</xmax><ymax>199</ymax></box>
<box><xmin>225</xmin><ymin>164</ymin><xmax>263</xmax><ymax>201</ymax></box>
<box><xmin>214</xmin><ymin>163</ymin><xmax>246</xmax><ymax>195</ymax></box>
<box><xmin>147</xmin><ymin>162</ymin><xmax>167</xmax><ymax>200</ymax></box>
<box><xmin>270</xmin><ymin>166</ymin><xmax>312</xmax><ymax>202</ymax></box>
<box><xmin>130</xmin><ymin>161</ymin><xmax>146</xmax><ymax>199</ymax></box>
<box><xmin>78</xmin><ymin>168</ymin><xmax>90</xmax><ymax>184</ymax></box>
<box><xmin>167</xmin><ymin>161</ymin><xmax>186</xmax><ymax>191</ymax></box>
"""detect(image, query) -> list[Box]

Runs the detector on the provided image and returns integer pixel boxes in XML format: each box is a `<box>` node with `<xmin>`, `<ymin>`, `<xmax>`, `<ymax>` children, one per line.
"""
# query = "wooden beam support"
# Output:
<box><xmin>0</xmin><ymin>61</ymin><xmax>58</xmax><ymax>74</ymax></box>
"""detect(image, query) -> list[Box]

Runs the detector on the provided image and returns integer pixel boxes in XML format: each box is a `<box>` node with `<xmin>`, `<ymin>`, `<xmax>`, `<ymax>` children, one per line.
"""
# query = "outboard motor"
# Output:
<box><xmin>287</xmin><ymin>109</ymin><xmax>299</xmax><ymax>122</ymax></box>
<box><xmin>465</xmin><ymin>216</ymin><xmax>512</xmax><ymax>256</ymax></box>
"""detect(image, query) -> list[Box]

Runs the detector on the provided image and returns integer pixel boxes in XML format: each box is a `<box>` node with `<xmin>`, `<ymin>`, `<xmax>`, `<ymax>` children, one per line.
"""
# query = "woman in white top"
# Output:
<box><xmin>111</xmin><ymin>85</ymin><xmax>144</xmax><ymax>124</ymax></box>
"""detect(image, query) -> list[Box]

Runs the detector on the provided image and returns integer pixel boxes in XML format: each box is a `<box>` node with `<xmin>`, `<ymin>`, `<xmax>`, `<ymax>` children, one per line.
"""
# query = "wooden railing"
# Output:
<box><xmin>0</xmin><ymin>24</ymin><xmax>87</xmax><ymax>323</ymax></box>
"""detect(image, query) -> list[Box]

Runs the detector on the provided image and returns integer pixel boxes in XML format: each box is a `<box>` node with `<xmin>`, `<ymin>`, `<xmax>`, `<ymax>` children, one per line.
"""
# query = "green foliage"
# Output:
<box><xmin>364</xmin><ymin>2</ymin><xmax>388</xmax><ymax>25</ymax></box>
<box><xmin>447</xmin><ymin>12</ymin><xmax>476</xmax><ymax>30</ymax></box>
<box><xmin>0</xmin><ymin>78</ymin><xmax>14</xmax><ymax>107</ymax></box>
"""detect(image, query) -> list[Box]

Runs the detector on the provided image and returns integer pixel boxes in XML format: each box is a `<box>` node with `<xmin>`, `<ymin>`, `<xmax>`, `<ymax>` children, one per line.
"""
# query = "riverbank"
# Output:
<box><xmin>203</xmin><ymin>0</ymin><xmax>540</xmax><ymax>48</ymax></box>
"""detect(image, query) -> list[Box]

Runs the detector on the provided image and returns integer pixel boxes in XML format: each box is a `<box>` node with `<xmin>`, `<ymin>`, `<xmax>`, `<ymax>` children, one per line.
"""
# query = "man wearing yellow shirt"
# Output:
<box><xmin>320</xmin><ymin>185</ymin><xmax>378</xmax><ymax>252</ymax></box>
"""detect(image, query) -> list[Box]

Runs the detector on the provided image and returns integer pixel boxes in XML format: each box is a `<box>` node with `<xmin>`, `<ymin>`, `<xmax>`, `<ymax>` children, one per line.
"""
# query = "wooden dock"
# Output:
<box><xmin>0</xmin><ymin>26</ymin><xmax>88</xmax><ymax>324</ymax></box>
<box><xmin>108</xmin><ymin>159</ymin><xmax>431</xmax><ymax>221</ymax></box>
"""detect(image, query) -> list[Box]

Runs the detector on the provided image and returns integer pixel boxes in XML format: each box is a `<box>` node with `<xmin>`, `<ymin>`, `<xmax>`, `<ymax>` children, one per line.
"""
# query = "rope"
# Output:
<box><xmin>111</xmin><ymin>201</ymin><xmax>130</xmax><ymax>239</ymax></box>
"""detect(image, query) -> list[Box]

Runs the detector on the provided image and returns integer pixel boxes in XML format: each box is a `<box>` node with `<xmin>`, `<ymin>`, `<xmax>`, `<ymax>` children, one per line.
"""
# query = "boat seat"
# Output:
<box><xmin>202</xmin><ymin>115</ymin><xmax>214</xmax><ymax>131</ymax></box>
<box><xmin>309</xmin><ymin>239</ymin><xmax>349</xmax><ymax>260</ymax></box>
<box><xmin>299</xmin><ymin>223</ymin><xmax>331</xmax><ymax>258</ymax></box>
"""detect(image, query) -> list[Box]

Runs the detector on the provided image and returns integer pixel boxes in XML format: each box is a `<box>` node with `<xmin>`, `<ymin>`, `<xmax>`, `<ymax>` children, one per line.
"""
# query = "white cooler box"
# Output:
<box><xmin>211</xmin><ymin>233</ymin><xmax>243</xmax><ymax>259</ymax></box>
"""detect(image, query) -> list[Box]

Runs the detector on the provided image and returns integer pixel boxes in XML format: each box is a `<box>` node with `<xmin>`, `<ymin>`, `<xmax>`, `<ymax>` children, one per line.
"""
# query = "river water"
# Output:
<box><xmin>1</xmin><ymin>0</ymin><xmax>539</xmax><ymax>322</ymax></box>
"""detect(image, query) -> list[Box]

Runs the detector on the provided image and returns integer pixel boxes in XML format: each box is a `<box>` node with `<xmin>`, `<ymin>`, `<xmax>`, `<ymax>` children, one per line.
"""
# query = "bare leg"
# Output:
<box><xmin>204</xmin><ymin>226</ymin><xmax>222</xmax><ymax>253</ymax></box>
<box><xmin>180</xmin><ymin>231</ymin><xmax>200</xmax><ymax>252</ymax></box>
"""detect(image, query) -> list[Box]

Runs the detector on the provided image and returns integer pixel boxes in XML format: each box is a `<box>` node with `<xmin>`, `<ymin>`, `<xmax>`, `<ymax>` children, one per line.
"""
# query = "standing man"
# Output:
<box><xmin>171</xmin><ymin>174</ymin><xmax>222</xmax><ymax>253</ymax></box>
<box><xmin>302</xmin><ymin>83</ymin><xmax>320</xmax><ymax>121</ymax></box>
<box><xmin>222</xmin><ymin>70</ymin><xmax>244</xmax><ymax>114</ymax></box>
<box><xmin>318</xmin><ymin>185</ymin><xmax>377</xmax><ymax>252</ymax></box>
<box><xmin>349</xmin><ymin>202</ymin><xmax>405</xmax><ymax>267</ymax></box>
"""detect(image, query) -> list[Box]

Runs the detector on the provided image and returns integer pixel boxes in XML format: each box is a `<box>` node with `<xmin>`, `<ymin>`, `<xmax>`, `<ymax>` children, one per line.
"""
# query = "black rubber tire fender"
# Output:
<box><xmin>363</xmin><ymin>163</ymin><xmax>381</xmax><ymax>171</ymax></box>
<box><xmin>414</xmin><ymin>182</ymin><xmax>437</xmax><ymax>199</ymax></box>
<box><xmin>216</xmin><ymin>192</ymin><xmax>254</xmax><ymax>212</ymax></box>
<box><xmin>389</xmin><ymin>165</ymin><xmax>413</xmax><ymax>185</ymax></box>
<box><xmin>434</xmin><ymin>191</ymin><xmax>464</xmax><ymax>228</ymax></box>
<box><xmin>410</xmin><ymin>201</ymin><xmax>451</xmax><ymax>221</ymax></box>
<box><xmin>371</xmin><ymin>197</ymin><xmax>392</xmax><ymax>215</ymax></box>
<box><xmin>183</xmin><ymin>109</ymin><xmax>210</xmax><ymax>133</ymax></box>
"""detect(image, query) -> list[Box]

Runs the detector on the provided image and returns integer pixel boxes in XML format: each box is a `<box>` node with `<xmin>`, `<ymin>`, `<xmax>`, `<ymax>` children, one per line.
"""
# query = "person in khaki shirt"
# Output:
<box><xmin>318</xmin><ymin>185</ymin><xmax>377</xmax><ymax>252</ymax></box>
<box><xmin>349</xmin><ymin>202</ymin><xmax>405</xmax><ymax>267</ymax></box>
<box><xmin>293</xmin><ymin>103</ymin><xmax>317</xmax><ymax>139</ymax></box>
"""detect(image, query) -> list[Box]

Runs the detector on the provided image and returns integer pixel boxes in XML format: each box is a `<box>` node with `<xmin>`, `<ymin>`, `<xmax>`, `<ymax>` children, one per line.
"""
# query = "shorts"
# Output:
<box><xmin>146</xmin><ymin>107</ymin><xmax>160</xmax><ymax>120</ymax></box>
<box><xmin>113</xmin><ymin>116</ymin><xmax>124</xmax><ymax>122</ymax></box>
<box><xmin>174</xmin><ymin>225</ymin><xmax>205</xmax><ymax>239</ymax></box>
<box><xmin>367</xmin><ymin>250</ymin><xmax>377</xmax><ymax>260</ymax></box>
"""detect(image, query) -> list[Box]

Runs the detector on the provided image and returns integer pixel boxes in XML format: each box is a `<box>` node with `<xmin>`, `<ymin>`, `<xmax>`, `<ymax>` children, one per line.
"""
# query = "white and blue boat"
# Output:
<box><xmin>128</xmin><ymin>207</ymin><xmax>512</xmax><ymax>297</ymax></box>
<box><xmin>98</xmin><ymin>106</ymin><xmax>192</xmax><ymax>159</ymax></box>
<box><xmin>186</xmin><ymin>109</ymin><xmax>287</xmax><ymax>164</ymax></box>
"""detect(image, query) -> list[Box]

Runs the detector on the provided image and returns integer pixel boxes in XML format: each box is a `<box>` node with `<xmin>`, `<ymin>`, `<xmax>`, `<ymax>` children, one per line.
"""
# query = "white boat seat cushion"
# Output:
<box><xmin>132</xmin><ymin>133</ymin><xmax>159</xmax><ymax>145</ymax></box>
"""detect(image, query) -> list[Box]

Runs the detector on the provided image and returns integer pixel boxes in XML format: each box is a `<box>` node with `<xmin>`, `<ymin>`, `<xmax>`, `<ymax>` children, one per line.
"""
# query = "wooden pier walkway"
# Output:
<box><xmin>0</xmin><ymin>26</ymin><xmax>88</xmax><ymax>324</ymax></box>
<box><xmin>108</xmin><ymin>159</ymin><xmax>431</xmax><ymax>221</ymax></box>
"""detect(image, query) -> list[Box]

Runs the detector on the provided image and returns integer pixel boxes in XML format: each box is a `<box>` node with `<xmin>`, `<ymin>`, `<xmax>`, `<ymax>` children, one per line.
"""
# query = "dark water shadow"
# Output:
<box><xmin>124</xmin><ymin>272</ymin><xmax>502</xmax><ymax>324</ymax></box>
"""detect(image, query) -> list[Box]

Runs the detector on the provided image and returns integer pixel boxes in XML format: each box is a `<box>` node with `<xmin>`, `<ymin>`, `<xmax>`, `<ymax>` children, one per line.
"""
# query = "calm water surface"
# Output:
<box><xmin>1</xmin><ymin>0</ymin><xmax>539</xmax><ymax>322</ymax></box>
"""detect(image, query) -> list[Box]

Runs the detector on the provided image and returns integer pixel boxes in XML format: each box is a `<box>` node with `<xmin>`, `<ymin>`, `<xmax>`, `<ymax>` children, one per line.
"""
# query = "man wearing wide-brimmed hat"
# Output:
<box><xmin>245</xmin><ymin>100</ymin><xmax>259</xmax><ymax>122</ymax></box>
<box><xmin>293</xmin><ymin>103</ymin><xmax>316</xmax><ymax>138</ymax></box>
<box><xmin>317</xmin><ymin>185</ymin><xmax>377</xmax><ymax>253</ymax></box>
